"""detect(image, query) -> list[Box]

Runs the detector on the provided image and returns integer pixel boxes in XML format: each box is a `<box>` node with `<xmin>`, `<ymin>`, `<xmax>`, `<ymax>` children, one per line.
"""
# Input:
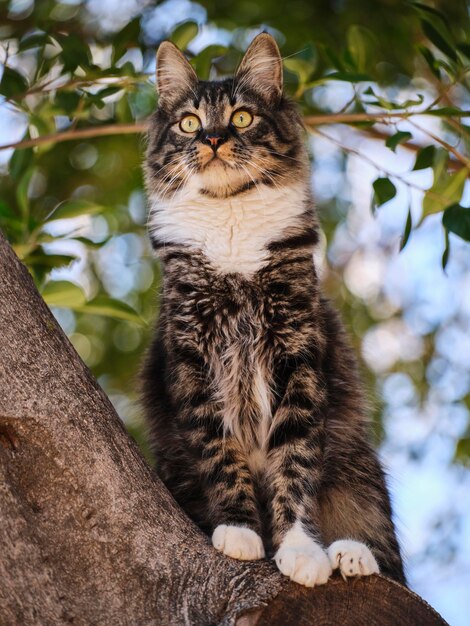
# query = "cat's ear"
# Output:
<box><xmin>156</xmin><ymin>41</ymin><xmax>198</xmax><ymax>108</ymax></box>
<box><xmin>235</xmin><ymin>33</ymin><xmax>283</xmax><ymax>103</ymax></box>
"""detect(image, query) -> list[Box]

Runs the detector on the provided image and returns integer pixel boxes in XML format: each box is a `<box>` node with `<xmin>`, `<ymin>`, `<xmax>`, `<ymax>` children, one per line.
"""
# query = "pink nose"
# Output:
<box><xmin>207</xmin><ymin>136</ymin><xmax>220</xmax><ymax>147</ymax></box>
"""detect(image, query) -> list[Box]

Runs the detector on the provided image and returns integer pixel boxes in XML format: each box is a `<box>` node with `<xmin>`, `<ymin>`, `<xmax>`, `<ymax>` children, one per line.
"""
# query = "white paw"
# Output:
<box><xmin>327</xmin><ymin>540</ymin><xmax>379</xmax><ymax>580</ymax></box>
<box><xmin>212</xmin><ymin>525</ymin><xmax>265</xmax><ymax>561</ymax></box>
<box><xmin>275</xmin><ymin>543</ymin><xmax>332</xmax><ymax>587</ymax></box>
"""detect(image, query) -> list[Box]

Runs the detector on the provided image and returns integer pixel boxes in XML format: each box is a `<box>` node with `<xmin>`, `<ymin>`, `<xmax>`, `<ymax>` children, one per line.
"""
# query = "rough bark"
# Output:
<box><xmin>0</xmin><ymin>230</ymin><xmax>448</xmax><ymax>626</ymax></box>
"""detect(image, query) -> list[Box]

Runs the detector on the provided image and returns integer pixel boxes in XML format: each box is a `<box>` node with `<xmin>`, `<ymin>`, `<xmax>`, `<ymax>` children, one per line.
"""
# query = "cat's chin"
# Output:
<box><xmin>197</xmin><ymin>163</ymin><xmax>252</xmax><ymax>198</ymax></box>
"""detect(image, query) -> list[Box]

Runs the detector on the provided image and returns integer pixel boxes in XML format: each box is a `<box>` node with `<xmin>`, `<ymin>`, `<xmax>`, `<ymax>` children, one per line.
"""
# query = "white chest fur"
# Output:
<box><xmin>149</xmin><ymin>179</ymin><xmax>306</xmax><ymax>276</ymax></box>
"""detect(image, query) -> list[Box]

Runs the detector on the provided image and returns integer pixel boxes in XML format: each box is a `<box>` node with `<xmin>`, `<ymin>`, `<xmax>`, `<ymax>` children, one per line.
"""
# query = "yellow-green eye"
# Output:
<box><xmin>179</xmin><ymin>115</ymin><xmax>201</xmax><ymax>133</ymax></box>
<box><xmin>231</xmin><ymin>110</ymin><xmax>253</xmax><ymax>128</ymax></box>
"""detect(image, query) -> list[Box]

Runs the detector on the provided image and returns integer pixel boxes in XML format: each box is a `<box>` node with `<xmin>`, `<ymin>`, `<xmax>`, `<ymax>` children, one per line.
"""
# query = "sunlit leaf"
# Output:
<box><xmin>73</xmin><ymin>296</ymin><xmax>145</xmax><ymax>325</ymax></box>
<box><xmin>192</xmin><ymin>45</ymin><xmax>228</xmax><ymax>80</ymax></box>
<box><xmin>47</xmin><ymin>200</ymin><xmax>107</xmax><ymax>222</ymax></box>
<box><xmin>170</xmin><ymin>21</ymin><xmax>199</xmax><ymax>50</ymax></box>
<box><xmin>16</xmin><ymin>168</ymin><xmax>34</xmax><ymax>219</ymax></box>
<box><xmin>42</xmin><ymin>281</ymin><xmax>86</xmax><ymax>308</ymax></box>
<box><xmin>442</xmin><ymin>204</ymin><xmax>470</xmax><ymax>241</ymax></box>
<box><xmin>24</xmin><ymin>252</ymin><xmax>78</xmax><ymax>269</ymax></box>
<box><xmin>347</xmin><ymin>25</ymin><xmax>375</xmax><ymax>72</ymax></box>
<box><xmin>423</xmin><ymin>166</ymin><xmax>468</xmax><ymax>218</ymax></box>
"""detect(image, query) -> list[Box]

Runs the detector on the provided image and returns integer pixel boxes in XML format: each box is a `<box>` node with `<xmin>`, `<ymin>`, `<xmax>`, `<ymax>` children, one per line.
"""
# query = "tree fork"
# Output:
<box><xmin>0</xmin><ymin>230</ymin><xmax>447</xmax><ymax>626</ymax></box>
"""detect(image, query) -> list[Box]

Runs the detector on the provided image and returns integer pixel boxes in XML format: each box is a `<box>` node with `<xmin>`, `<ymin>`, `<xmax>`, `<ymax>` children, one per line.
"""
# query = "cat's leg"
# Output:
<box><xmin>320</xmin><ymin>438</ymin><xmax>406</xmax><ymax>584</ymax></box>
<box><xmin>266</xmin><ymin>364</ymin><xmax>332</xmax><ymax>587</ymax></box>
<box><xmin>176</xmin><ymin>394</ymin><xmax>264</xmax><ymax>561</ymax></box>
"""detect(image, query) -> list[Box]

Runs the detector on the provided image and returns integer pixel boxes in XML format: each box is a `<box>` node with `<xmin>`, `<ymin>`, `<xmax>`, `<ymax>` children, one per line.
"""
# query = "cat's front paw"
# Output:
<box><xmin>274</xmin><ymin>544</ymin><xmax>332</xmax><ymax>587</ymax></box>
<box><xmin>327</xmin><ymin>540</ymin><xmax>379</xmax><ymax>580</ymax></box>
<box><xmin>212</xmin><ymin>525</ymin><xmax>265</xmax><ymax>561</ymax></box>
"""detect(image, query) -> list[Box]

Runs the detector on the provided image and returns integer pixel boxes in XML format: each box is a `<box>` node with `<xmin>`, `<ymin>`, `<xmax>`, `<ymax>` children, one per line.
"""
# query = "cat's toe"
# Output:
<box><xmin>212</xmin><ymin>524</ymin><xmax>265</xmax><ymax>560</ymax></box>
<box><xmin>327</xmin><ymin>540</ymin><xmax>379</xmax><ymax>580</ymax></box>
<box><xmin>274</xmin><ymin>545</ymin><xmax>332</xmax><ymax>587</ymax></box>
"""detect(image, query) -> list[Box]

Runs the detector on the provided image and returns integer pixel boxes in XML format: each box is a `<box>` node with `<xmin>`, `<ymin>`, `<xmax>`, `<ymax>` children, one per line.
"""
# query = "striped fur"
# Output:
<box><xmin>141</xmin><ymin>34</ymin><xmax>405</xmax><ymax>586</ymax></box>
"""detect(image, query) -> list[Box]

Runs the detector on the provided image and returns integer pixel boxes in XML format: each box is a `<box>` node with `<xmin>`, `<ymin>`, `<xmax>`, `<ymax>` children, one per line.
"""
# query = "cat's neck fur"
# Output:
<box><xmin>149</xmin><ymin>177</ymin><xmax>309</xmax><ymax>276</ymax></box>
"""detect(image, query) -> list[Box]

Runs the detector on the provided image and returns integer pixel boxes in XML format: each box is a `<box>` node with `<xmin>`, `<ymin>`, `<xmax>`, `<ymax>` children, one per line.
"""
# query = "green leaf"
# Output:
<box><xmin>57</xmin><ymin>33</ymin><xmax>91</xmax><ymax>72</ymax></box>
<box><xmin>457</xmin><ymin>43</ymin><xmax>470</xmax><ymax>60</ymax></box>
<box><xmin>442</xmin><ymin>229</ymin><xmax>450</xmax><ymax>270</ymax></box>
<box><xmin>55</xmin><ymin>91</ymin><xmax>81</xmax><ymax>116</ymax></box>
<box><xmin>423</xmin><ymin>166</ymin><xmax>468</xmax><ymax>218</ymax></box>
<box><xmin>42</xmin><ymin>281</ymin><xmax>86</xmax><ymax>307</ymax></box>
<box><xmin>413</xmin><ymin>145</ymin><xmax>436</xmax><ymax>170</ymax></box>
<box><xmin>24</xmin><ymin>252</ymin><xmax>78</xmax><ymax>270</ymax></box>
<box><xmin>421</xmin><ymin>20</ymin><xmax>457</xmax><ymax>62</ymax></box>
<box><xmin>47</xmin><ymin>200</ymin><xmax>107</xmax><ymax>222</ymax></box>
<box><xmin>73</xmin><ymin>236</ymin><xmax>109</xmax><ymax>249</ymax></box>
<box><xmin>410</xmin><ymin>2</ymin><xmax>451</xmax><ymax>29</ymax></box>
<box><xmin>16</xmin><ymin>167</ymin><xmax>34</xmax><ymax>219</ymax></box>
<box><xmin>192</xmin><ymin>45</ymin><xmax>228</xmax><ymax>80</ymax></box>
<box><xmin>112</xmin><ymin>17</ymin><xmax>141</xmax><ymax>64</ymax></box>
<box><xmin>320</xmin><ymin>44</ymin><xmax>345</xmax><ymax>72</ymax></box>
<box><xmin>170</xmin><ymin>21</ymin><xmax>199</xmax><ymax>50</ymax></box>
<box><xmin>400</xmin><ymin>207</ymin><xmax>413</xmax><ymax>251</ymax></box>
<box><xmin>326</xmin><ymin>71</ymin><xmax>371</xmax><ymax>82</ymax></box>
<box><xmin>73</xmin><ymin>296</ymin><xmax>144</xmax><ymax>325</ymax></box>
<box><xmin>373</xmin><ymin>177</ymin><xmax>397</xmax><ymax>207</ymax></box>
<box><xmin>363</xmin><ymin>87</ymin><xmax>423</xmax><ymax>110</ymax></box>
<box><xmin>347</xmin><ymin>25</ymin><xmax>375</xmax><ymax>72</ymax></box>
<box><xmin>19</xmin><ymin>33</ymin><xmax>51</xmax><ymax>51</ymax></box>
<box><xmin>426</xmin><ymin>107</ymin><xmax>469</xmax><ymax>117</ymax></box>
<box><xmin>0</xmin><ymin>66</ymin><xmax>28</xmax><ymax>98</ymax></box>
<box><xmin>455</xmin><ymin>436</ymin><xmax>470</xmax><ymax>465</ymax></box>
<box><xmin>9</xmin><ymin>146</ymin><xmax>34</xmax><ymax>181</ymax></box>
<box><xmin>418</xmin><ymin>45</ymin><xmax>441</xmax><ymax>79</ymax></box>
<box><xmin>283</xmin><ymin>58</ymin><xmax>315</xmax><ymax>85</ymax></box>
<box><xmin>386</xmin><ymin>131</ymin><xmax>412</xmax><ymax>152</ymax></box>
<box><xmin>442</xmin><ymin>204</ymin><xmax>470</xmax><ymax>241</ymax></box>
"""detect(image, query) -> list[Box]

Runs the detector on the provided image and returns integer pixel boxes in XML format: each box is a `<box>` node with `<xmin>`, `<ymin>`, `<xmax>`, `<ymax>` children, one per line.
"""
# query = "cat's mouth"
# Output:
<box><xmin>203</xmin><ymin>154</ymin><xmax>228</xmax><ymax>169</ymax></box>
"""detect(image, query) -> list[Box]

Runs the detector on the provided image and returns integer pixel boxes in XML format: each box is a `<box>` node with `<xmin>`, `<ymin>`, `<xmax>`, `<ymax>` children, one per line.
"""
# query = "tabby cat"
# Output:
<box><xmin>141</xmin><ymin>33</ymin><xmax>405</xmax><ymax>587</ymax></box>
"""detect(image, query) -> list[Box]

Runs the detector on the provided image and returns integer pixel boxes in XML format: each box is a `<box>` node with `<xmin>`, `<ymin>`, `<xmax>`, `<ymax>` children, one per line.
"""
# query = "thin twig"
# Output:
<box><xmin>0</xmin><ymin>123</ymin><xmax>148</xmax><ymax>151</ymax></box>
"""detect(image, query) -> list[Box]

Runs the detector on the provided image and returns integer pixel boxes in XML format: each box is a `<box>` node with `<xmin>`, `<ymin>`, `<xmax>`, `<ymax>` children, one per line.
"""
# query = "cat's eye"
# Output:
<box><xmin>179</xmin><ymin>115</ymin><xmax>201</xmax><ymax>133</ymax></box>
<box><xmin>231</xmin><ymin>110</ymin><xmax>253</xmax><ymax>129</ymax></box>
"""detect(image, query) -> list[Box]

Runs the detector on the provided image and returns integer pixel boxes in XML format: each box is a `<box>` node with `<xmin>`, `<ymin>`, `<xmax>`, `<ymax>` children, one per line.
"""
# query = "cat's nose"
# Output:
<box><xmin>203</xmin><ymin>133</ymin><xmax>227</xmax><ymax>152</ymax></box>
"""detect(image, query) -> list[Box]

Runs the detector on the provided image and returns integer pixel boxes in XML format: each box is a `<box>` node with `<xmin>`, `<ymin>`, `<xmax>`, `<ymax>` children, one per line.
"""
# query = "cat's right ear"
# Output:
<box><xmin>156</xmin><ymin>42</ymin><xmax>198</xmax><ymax>109</ymax></box>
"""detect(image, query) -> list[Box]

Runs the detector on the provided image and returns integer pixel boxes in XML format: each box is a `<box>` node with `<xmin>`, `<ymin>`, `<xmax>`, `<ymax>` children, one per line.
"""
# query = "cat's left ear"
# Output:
<box><xmin>156</xmin><ymin>41</ymin><xmax>198</xmax><ymax>109</ymax></box>
<box><xmin>235</xmin><ymin>33</ymin><xmax>283</xmax><ymax>103</ymax></box>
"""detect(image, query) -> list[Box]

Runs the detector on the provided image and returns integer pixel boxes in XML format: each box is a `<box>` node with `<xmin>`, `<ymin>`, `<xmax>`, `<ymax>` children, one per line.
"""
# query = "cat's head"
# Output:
<box><xmin>145</xmin><ymin>33</ymin><xmax>308</xmax><ymax>200</ymax></box>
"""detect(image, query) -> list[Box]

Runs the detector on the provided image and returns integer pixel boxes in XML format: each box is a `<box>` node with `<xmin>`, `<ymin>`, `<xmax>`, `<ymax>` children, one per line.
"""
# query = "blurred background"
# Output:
<box><xmin>1</xmin><ymin>1</ymin><xmax>469</xmax><ymax>623</ymax></box>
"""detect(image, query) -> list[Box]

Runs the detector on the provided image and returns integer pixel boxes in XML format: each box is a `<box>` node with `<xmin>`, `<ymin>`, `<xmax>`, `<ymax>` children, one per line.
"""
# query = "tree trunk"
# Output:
<box><xmin>0</xmin><ymin>230</ymin><xmax>448</xmax><ymax>626</ymax></box>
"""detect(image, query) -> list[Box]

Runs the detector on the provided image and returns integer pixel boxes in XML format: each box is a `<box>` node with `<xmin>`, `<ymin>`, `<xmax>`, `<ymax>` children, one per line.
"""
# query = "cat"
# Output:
<box><xmin>141</xmin><ymin>32</ymin><xmax>406</xmax><ymax>587</ymax></box>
